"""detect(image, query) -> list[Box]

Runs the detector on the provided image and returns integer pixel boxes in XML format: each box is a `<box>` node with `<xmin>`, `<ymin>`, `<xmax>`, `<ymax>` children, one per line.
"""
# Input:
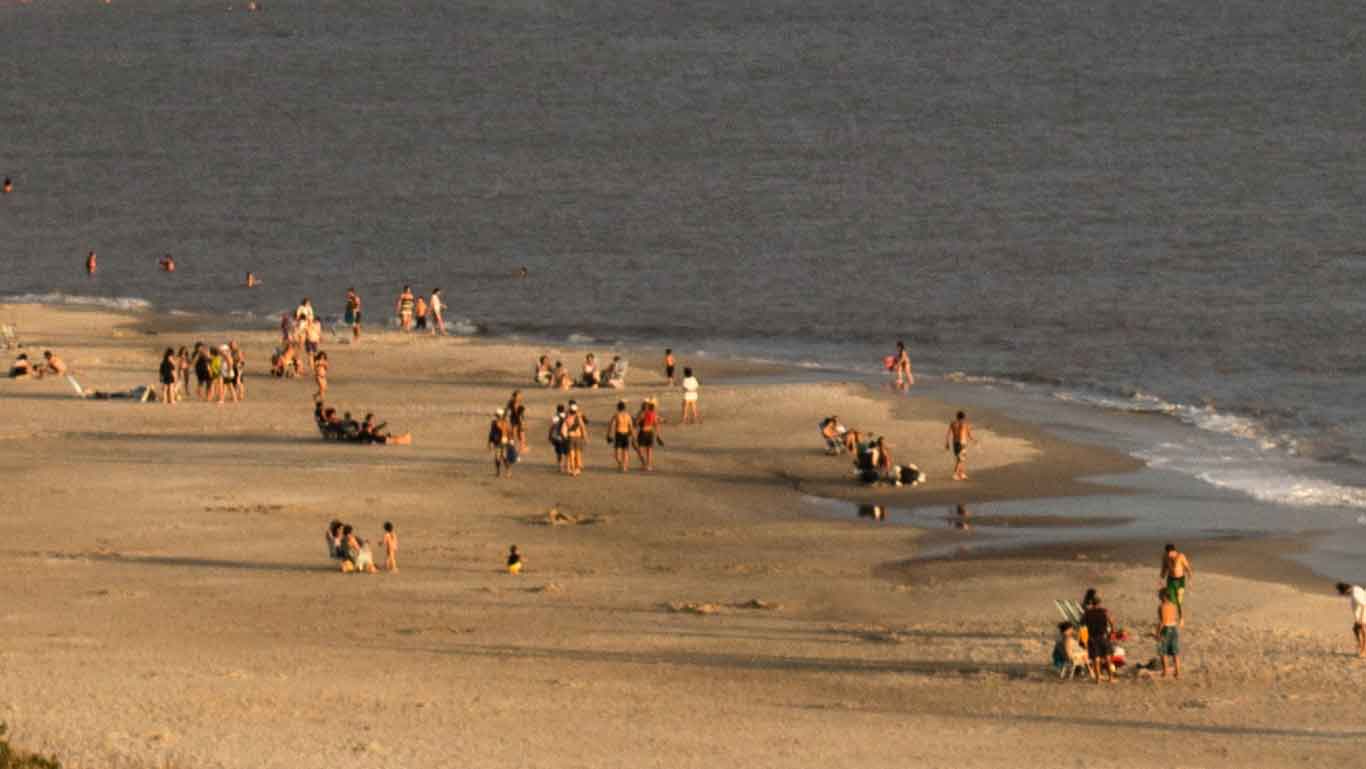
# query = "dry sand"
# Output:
<box><xmin>1</xmin><ymin>303</ymin><xmax>1363</xmax><ymax>769</ymax></box>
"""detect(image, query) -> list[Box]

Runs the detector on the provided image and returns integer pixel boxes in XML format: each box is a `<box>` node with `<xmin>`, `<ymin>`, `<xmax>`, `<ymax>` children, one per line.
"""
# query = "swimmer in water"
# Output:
<box><xmin>159</xmin><ymin>253</ymin><xmax>175</xmax><ymax>272</ymax></box>
<box><xmin>517</xmin><ymin>266</ymin><xmax>529</xmax><ymax>278</ymax></box>
<box><xmin>245</xmin><ymin>272</ymin><xmax>259</xmax><ymax>288</ymax></box>
<box><xmin>85</xmin><ymin>250</ymin><xmax>97</xmax><ymax>276</ymax></box>
<box><xmin>2</xmin><ymin>177</ymin><xmax>12</xmax><ymax>194</ymax></box>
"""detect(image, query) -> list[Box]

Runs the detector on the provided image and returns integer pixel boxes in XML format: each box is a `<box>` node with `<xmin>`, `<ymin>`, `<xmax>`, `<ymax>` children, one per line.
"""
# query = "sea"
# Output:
<box><xmin>3</xmin><ymin>0</ymin><xmax>1363</xmax><ymax>577</ymax></box>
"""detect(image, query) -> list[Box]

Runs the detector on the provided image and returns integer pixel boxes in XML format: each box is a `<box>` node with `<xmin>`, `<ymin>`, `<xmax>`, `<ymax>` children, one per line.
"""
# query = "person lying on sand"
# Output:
<box><xmin>9</xmin><ymin>353</ymin><xmax>33</xmax><ymax>378</ymax></box>
<box><xmin>360</xmin><ymin>412</ymin><xmax>411</xmax><ymax>445</ymax></box>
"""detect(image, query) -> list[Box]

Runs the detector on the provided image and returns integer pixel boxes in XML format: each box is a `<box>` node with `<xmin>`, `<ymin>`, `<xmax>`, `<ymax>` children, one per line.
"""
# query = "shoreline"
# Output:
<box><xmin>4</xmin><ymin>302</ymin><xmax>1364</xmax><ymax>769</ymax></box>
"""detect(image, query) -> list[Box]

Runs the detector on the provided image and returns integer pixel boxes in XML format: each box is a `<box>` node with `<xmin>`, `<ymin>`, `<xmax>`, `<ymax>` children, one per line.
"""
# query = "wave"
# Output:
<box><xmin>2</xmin><ymin>292</ymin><xmax>152</xmax><ymax>312</ymax></box>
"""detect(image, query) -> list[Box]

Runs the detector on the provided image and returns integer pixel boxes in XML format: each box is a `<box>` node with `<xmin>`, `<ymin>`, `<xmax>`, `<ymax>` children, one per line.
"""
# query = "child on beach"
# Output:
<box><xmin>664</xmin><ymin>349</ymin><xmax>676</xmax><ymax>385</ymax></box>
<box><xmin>382</xmin><ymin>522</ymin><xmax>398</xmax><ymax>573</ymax></box>
<box><xmin>414</xmin><ymin>295</ymin><xmax>429</xmax><ymax>331</ymax></box>
<box><xmin>506</xmin><ymin>545</ymin><xmax>522</xmax><ymax>575</ymax></box>
<box><xmin>313</xmin><ymin>351</ymin><xmax>328</xmax><ymax>402</ymax></box>
<box><xmin>681</xmin><ymin>367</ymin><xmax>700</xmax><ymax>424</ymax></box>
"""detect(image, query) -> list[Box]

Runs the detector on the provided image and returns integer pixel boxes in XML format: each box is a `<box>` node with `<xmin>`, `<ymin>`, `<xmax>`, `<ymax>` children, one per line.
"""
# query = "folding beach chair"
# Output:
<box><xmin>0</xmin><ymin>323</ymin><xmax>16</xmax><ymax>350</ymax></box>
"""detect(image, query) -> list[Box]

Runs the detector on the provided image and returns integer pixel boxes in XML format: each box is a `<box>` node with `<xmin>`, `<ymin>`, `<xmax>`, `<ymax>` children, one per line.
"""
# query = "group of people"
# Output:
<box><xmin>534</xmin><ymin>353</ymin><xmax>629</xmax><ymax>390</ymax></box>
<box><xmin>9</xmin><ymin>350</ymin><xmax>66</xmax><ymax>379</ymax></box>
<box><xmin>315</xmin><ymin>402</ymin><xmax>412</xmax><ymax>444</ymax></box>
<box><xmin>157</xmin><ymin>342</ymin><xmax>245</xmax><ymax>404</ymax></box>
<box><xmin>818</xmin><ymin>416</ymin><xmax>924</xmax><ymax>487</ymax></box>
<box><xmin>394</xmin><ymin>285</ymin><xmax>446</xmax><ymax>334</ymax></box>
<box><xmin>326</xmin><ymin>520</ymin><xmax>397</xmax><ymax>573</ymax></box>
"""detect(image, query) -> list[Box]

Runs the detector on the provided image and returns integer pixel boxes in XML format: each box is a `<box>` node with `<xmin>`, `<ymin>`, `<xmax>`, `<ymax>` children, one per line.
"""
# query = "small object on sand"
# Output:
<box><xmin>667</xmin><ymin>601</ymin><xmax>719</xmax><ymax>615</ymax></box>
<box><xmin>735</xmin><ymin>599</ymin><xmax>780</xmax><ymax>611</ymax></box>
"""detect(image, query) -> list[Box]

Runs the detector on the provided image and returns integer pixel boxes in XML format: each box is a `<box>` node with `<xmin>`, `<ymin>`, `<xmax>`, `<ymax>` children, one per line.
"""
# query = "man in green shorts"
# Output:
<box><xmin>1160</xmin><ymin>543</ymin><xmax>1193</xmax><ymax>626</ymax></box>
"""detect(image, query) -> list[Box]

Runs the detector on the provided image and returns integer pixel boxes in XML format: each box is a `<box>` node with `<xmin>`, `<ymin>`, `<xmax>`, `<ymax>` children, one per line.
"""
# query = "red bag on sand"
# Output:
<box><xmin>883</xmin><ymin>355</ymin><xmax>896</xmax><ymax>371</ymax></box>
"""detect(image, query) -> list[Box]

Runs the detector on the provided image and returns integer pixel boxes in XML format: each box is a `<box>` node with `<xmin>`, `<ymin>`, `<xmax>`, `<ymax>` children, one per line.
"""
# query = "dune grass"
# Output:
<box><xmin>0</xmin><ymin>723</ymin><xmax>60</xmax><ymax>769</ymax></box>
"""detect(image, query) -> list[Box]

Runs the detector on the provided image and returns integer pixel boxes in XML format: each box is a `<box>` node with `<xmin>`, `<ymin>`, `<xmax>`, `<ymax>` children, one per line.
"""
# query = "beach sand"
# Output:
<box><xmin>1</xmin><ymin>304</ymin><xmax>1363</xmax><ymax>769</ymax></box>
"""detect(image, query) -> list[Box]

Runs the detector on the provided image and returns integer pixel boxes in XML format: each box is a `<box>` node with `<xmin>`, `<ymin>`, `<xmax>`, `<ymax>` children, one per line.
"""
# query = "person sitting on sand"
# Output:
<box><xmin>552</xmin><ymin>360</ymin><xmax>573</xmax><ymax>390</ymax></box>
<box><xmin>9</xmin><ymin>353</ymin><xmax>33</xmax><ymax>378</ymax></box>
<box><xmin>842</xmin><ymin>428</ymin><xmax>862</xmax><ymax>456</ymax></box>
<box><xmin>820</xmin><ymin>416</ymin><xmax>847</xmax><ymax>454</ymax></box>
<box><xmin>341</xmin><ymin>525</ymin><xmax>377</xmax><ymax>573</ymax></box>
<box><xmin>1053</xmin><ymin>622</ymin><xmax>1088</xmax><ymax>677</ymax></box>
<box><xmin>874</xmin><ymin>437</ymin><xmax>894</xmax><ymax>479</ymax></box>
<box><xmin>360</xmin><ymin>412</ymin><xmax>412</xmax><ymax>445</ymax></box>
<box><xmin>603</xmin><ymin>356</ymin><xmax>627</xmax><ymax>388</ymax></box>
<box><xmin>1336</xmin><ymin>582</ymin><xmax>1366</xmax><ymax>658</ymax></box>
<box><xmin>382</xmin><ymin>522</ymin><xmax>398</xmax><ymax>573</ymax></box>
<box><xmin>37</xmin><ymin>350</ymin><xmax>67</xmax><ymax>378</ymax></box>
<box><xmin>534</xmin><ymin>355</ymin><xmax>553</xmax><ymax>387</ymax></box>
<box><xmin>580</xmin><ymin>354</ymin><xmax>600</xmax><ymax>388</ymax></box>
<box><xmin>506</xmin><ymin>545</ymin><xmax>522</xmax><ymax>575</ymax></box>
<box><xmin>855</xmin><ymin>437</ymin><xmax>880</xmax><ymax>485</ymax></box>
<box><xmin>326</xmin><ymin>520</ymin><xmax>345</xmax><ymax>560</ymax></box>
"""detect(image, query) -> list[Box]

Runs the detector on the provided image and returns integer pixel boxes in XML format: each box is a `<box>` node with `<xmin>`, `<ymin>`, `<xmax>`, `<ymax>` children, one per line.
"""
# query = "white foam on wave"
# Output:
<box><xmin>565</xmin><ymin>332</ymin><xmax>595</xmax><ymax>344</ymax></box>
<box><xmin>1053</xmin><ymin>390</ymin><xmax>1276</xmax><ymax>446</ymax></box>
<box><xmin>448</xmin><ymin>318</ymin><xmax>480</xmax><ymax>336</ymax></box>
<box><xmin>2</xmin><ymin>292</ymin><xmax>152</xmax><ymax>312</ymax></box>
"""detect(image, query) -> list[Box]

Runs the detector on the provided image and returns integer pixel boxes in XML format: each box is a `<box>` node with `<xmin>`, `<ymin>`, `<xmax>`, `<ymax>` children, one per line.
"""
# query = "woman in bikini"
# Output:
<box><xmin>313</xmin><ymin>351</ymin><xmax>329</xmax><ymax>402</ymax></box>
<box><xmin>562</xmin><ymin>404</ymin><xmax>586</xmax><ymax>476</ymax></box>
<box><xmin>635</xmin><ymin>399</ymin><xmax>663</xmax><ymax>471</ymax></box>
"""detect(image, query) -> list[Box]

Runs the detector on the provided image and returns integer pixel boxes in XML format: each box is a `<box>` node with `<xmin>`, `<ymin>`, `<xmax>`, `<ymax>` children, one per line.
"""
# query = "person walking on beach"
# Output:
<box><xmin>945</xmin><ymin>411</ymin><xmax>975</xmax><ymax>480</ymax></box>
<box><xmin>429</xmin><ymin>288</ymin><xmax>446</xmax><ymax>335</ymax></box>
<box><xmin>607</xmin><ymin>401</ymin><xmax>635</xmax><ymax>472</ymax></box>
<box><xmin>1154</xmin><ymin>589</ymin><xmax>1182</xmax><ymax>678</ymax></box>
<box><xmin>681</xmin><ymin>367</ymin><xmax>701</xmax><ymax>424</ymax></box>
<box><xmin>1160</xmin><ymin>544</ymin><xmax>1193</xmax><ymax>625</ymax></box>
<box><xmin>344</xmin><ymin>287</ymin><xmax>362</xmax><ymax>341</ymax></box>
<box><xmin>489</xmin><ymin>408</ymin><xmax>514</xmax><ymax>478</ymax></box>
<box><xmin>506</xmin><ymin>390</ymin><xmax>528</xmax><ymax>455</ymax></box>
<box><xmin>635</xmin><ymin>398</ymin><xmax>663</xmax><ymax>471</ymax></box>
<box><xmin>1336</xmin><ymin>582</ymin><xmax>1366</xmax><ymax>658</ymax></box>
<box><xmin>85</xmin><ymin>250</ymin><xmax>97</xmax><ymax>276</ymax></box>
<box><xmin>396</xmin><ymin>285</ymin><xmax>415</xmax><ymax>331</ymax></box>
<box><xmin>893</xmin><ymin>340</ymin><xmax>913</xmax><ymax>390</ymax></box>
<box><xmin>1082</xmin><ymin>592</ymin><xmax>1117</xmax><ymax>683</ymax></box>
<box><xmin>295</xmin><ymin>297</ymin><xmax>314</xmax><ymax>326</ymax></box>
<box><xmin>229</xmin><ymin>341</ymin><xmax>246</xmax><ymax>401</ymax></box>
<box><xmin>549</xmin><ymin>404</ymin><xmax>568</xmax><ymax>473</ymax></box>
<box><xmin>664</xmin><ymin>349</ymin><xmax>676</xmax><ymax>386</ymax></box>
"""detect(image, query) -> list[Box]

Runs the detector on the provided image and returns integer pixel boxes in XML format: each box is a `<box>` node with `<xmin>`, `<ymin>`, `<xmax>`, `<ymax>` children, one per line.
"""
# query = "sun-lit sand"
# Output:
<box><xmin>1</xmin><ymin>303</ymin><xmax>1363</xmax><ymax>769</ymax></box>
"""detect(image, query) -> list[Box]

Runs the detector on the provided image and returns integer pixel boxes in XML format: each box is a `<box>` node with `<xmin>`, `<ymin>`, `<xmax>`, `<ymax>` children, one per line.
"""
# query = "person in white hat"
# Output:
<box><xmin>488</xmin><ymin>408</ymin><xmax>513</xmax><ymax>478</ymax></box>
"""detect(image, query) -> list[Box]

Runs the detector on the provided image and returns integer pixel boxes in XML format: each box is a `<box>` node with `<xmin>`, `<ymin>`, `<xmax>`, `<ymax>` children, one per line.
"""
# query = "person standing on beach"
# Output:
<box><xmin>549</xmin><ymin>404</ymin><xmax>568</xmax><ymax>473</ymax></box>
<box><xmin>396</xmin><ymin>285</ymin><xmax>415</xmax><ymax>331</ymax></box>
<box><xmin>636</xmin><ymin>398</ymin><xmax>662</xmax><ymax>471</ymax></box>
<box><xmin>85</xmin><ymin>250</ymin><xmax>97</xmax><ymax>276</ymax></box>
<box><xmin>158</xmin><ymin>348</ymin><xmax>178</xmax><ymax>405</ymax></box>
<box><xmin>295</xmin><ymin>297</ymin><xmax>314</xmax><ymax>326</ymax></box>
<box><xmin>414</xmin><ymin>294</ymin><xmax>429</xmax><ymax>331</ymax></box>
<box><xmin>382</xmin><ymin>522</ymin><xmax>398</xmax><ymax>573</ymax></box>
<box><xmin>1082</xmin><ymin>593</ymin><xmax>1117</xmax><ymax>683</ymax></box>
<box><xmin>506</xmin><ymin>390</ymin><xmax>528</xmax><ymax>455</ymax></box>
<box><xmin>344</xmin><ymin>287</ymin><xmax>362</xmax><ymax>341</ymax></box>
<box><xmin>607</xmin><ymin>401</ymin><xmax>635</xmax><ymax>473</ymax></box>
<box><xmin>1335</xmin><ymin>582</ymin><xmax>1366</xmax><ymax>658</ymax></box>
<box><xmin>561</xmin><ymin>402</ymin><xmax>586</xmax><ymax>476</ymax></box>
<box><xmin>313</xmin><ymin>351</ymin><xmax>328</xmax><ymax>402</ymax></box>
<box><xmin>489</xmin><ymin>408</ymin><xmax>513</xmax><ymax>478</ymax></box>
<box><xmin>1154</xmin><ymin>590</ymin><xmax>1182</xmax><ymax>678</ymax></box>
<box><xmin>1160</xmin><ymin>544</ymin><xmax>1193</xmax><ymax>625</ymax></box>
<box><xmin>893</xmin><ymin>341</ymin><xmax>913</xmax><ymax>390</ymax></box>
<box><xmin>664</xmin><ymin>349</ymin><xmax>676</xmax><ymax>386</ymax></box>
<box><xmin>229</xmin><ymin>341</ymin><xmax>246</xmax><ymax>401</ymax></box>
<box><xmin>681</xmin><ymin>367</ymin><xmax>701</xmax><ymax>424</ymax></box>
<box><xmin>945</xmin><ymin>411</ymin><xmax>975</xmax><ymax>480</ymax></box>
<box><xmin>429</xmin><ymin>288</ymin><xmax>446</xmax><ymax>335</ymax></box>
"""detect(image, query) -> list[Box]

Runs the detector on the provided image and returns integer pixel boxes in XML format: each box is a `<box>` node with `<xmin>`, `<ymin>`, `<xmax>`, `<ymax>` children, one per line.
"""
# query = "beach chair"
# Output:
<box><xmin>0</xmin><ymin>323</ymin><xmax>16</xmax><ymax>350</ymax></box>
<box><xmin>1055</xmin><ymin>599</ymin><xmax>1084</xmax><ymax>627</ymax></box>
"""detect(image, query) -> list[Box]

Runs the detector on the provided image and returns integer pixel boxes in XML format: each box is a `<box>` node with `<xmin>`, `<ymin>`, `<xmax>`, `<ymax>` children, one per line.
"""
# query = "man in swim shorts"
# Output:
<box><xmin>1155</xmin><ymin>589</ymin><xmax>1181</xmax><ymax>678</ymax></box>
<box><xmin>344</xmin><ymin>287</ymin><xmax>362</xmax><ymax>341</ymax></box>
<box><xmin>1160</xmin><ymin>544</ymin><xmax>1193</xmax><ymax>625</ymax></box>
<box><xmin>945</xmin><ymin>411</ymin><xmax>975</xmax><ymax>481</ymax></box>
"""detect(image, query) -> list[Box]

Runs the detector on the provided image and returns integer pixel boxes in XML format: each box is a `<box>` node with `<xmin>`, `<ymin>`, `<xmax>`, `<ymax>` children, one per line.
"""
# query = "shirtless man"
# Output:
<box><xmin>85</xmin><ymin>250</ymin><xmax>97</xmax><ymax>276</ymax></box>
<box><xmin>1160</xmin><ymin>543</ymin><xmax>1193</xmax><ymax>625</ymax></box>
<box><xmin>158</xmin><ymin>253</ymin><xmax>175</xmax><ymax>272</ymax></box>
<box><xmin>39</xmin><ymin>350</ymin><xmax>67</xmax><ymax>378</ymax></box>
<box><xmin>945</xmin><ymin>411</ymin><xmax>975</xmax><ymax>481</ymax></box>
<box><xmin>606</xmin><ymin>401</ymin><xmax>635</xmax><ymax>473</ymax></box>
<box><xmin>1155</xmin><ymin>589</ymin><xmax>1182</xmax><ymax>678</ymax></box>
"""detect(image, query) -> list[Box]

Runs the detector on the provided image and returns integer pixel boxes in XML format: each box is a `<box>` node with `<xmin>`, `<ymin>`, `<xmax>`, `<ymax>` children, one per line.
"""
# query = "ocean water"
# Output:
<box><xmin>2</xmin><ymin>1</ymin><xmax>1364</xmax><ymax>526</ymax></box>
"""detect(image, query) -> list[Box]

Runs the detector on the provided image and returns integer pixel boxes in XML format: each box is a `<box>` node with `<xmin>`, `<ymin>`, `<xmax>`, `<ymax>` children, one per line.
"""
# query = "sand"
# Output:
<box><xmin>1</xmin><ymin>303</ymin><xmax>1363</xmax><ymax>769</ymax></box>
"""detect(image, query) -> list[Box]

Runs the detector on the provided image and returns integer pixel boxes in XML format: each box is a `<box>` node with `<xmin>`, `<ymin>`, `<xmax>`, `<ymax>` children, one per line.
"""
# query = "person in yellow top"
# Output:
<box><xmin>506</xmin><ymin>545</ymin><xmax>522</xmax><ymax>575</ymax></box>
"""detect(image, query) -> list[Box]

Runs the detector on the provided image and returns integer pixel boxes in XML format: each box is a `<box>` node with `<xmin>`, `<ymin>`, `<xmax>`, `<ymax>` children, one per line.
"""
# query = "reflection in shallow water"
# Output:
<box><xmin>857</xmin><ymin>504</ymin><xmax>887</xmax><ymax>521</ymax></box>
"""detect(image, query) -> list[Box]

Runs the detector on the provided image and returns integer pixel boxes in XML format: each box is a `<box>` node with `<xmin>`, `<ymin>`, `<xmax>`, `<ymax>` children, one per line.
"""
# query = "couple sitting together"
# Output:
<box><xmin>852</xmin><ymin>432</ymin><xmax>925</xmax><ymax>487</ymax></box>
<box><xmin>314</xmin><ymin>402</ymin><xmax>412</xmax><ymax>444</ymax></box>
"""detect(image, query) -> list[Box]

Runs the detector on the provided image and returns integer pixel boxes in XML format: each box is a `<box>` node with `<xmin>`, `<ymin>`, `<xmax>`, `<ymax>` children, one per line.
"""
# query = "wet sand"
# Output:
<box><xmin>1</xmin><ymin>303</ymin><xmax>1363</xmax><ymax>769</ymax></box>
